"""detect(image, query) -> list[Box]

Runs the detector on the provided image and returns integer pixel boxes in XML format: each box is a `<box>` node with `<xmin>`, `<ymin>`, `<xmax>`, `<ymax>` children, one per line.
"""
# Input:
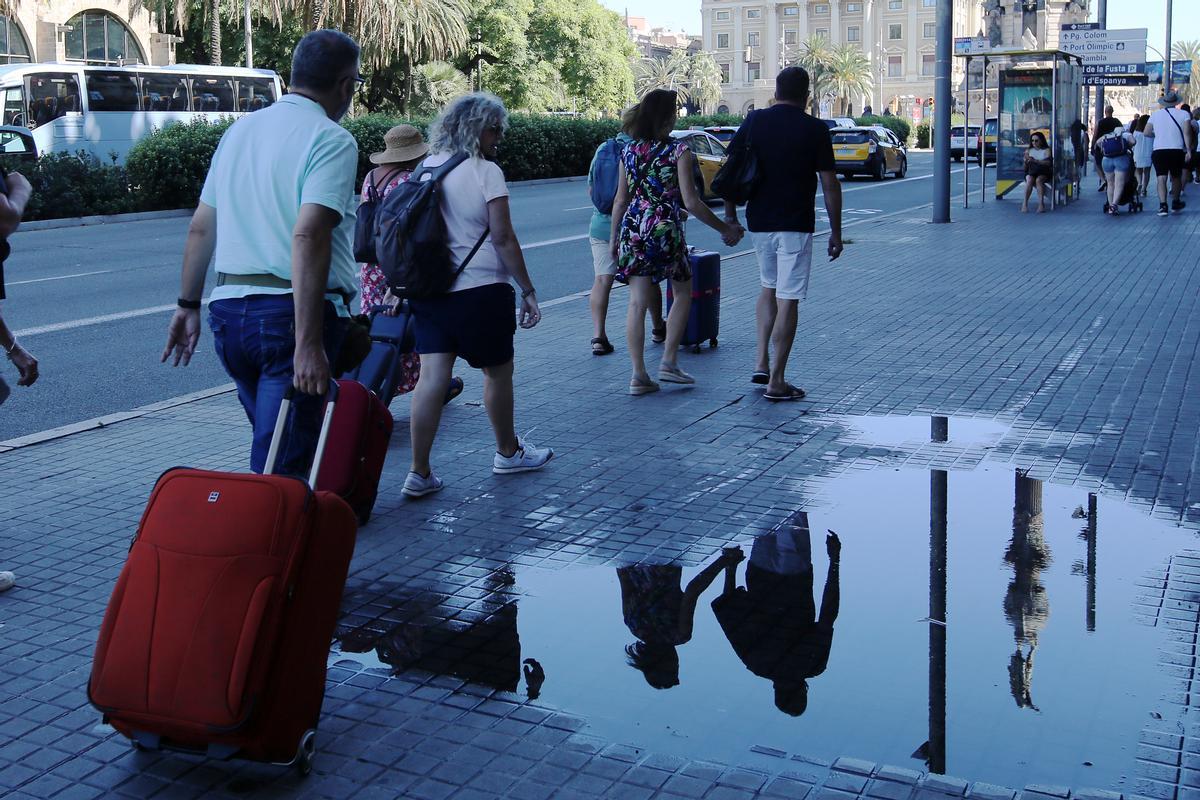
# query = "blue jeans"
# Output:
<box><xmin>208</xmin><ymin>295</ymin><xmax>345</xmax><ymax>476</ymax></box>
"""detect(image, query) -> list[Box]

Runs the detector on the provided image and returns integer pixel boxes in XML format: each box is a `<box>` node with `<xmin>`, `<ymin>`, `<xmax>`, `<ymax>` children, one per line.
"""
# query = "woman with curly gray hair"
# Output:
<box><xmin>402</xmin><ymin>92</ymin><xmax>553</xmax><ymax>499</ymax></box>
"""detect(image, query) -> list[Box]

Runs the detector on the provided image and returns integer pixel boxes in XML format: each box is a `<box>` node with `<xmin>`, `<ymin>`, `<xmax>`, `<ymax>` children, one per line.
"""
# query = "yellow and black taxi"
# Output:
<box><xmin>830</xmin><ymin>126</ymin><xmax>908</xmax><ymax>180</ymax></box>
<box><xmin>670</xmin><ymin>129</ymin><xmax>729</xmax><ymax>199</ymax></box>
<box><xmin>703</xmin><ymin>125</ymin><xmax>739</xmax><ymax>145</ymax></box>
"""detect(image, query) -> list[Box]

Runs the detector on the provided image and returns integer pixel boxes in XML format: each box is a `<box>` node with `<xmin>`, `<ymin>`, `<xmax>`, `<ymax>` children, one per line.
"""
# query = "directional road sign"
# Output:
<box><xmin>1082</xmin><ymin>75</ymin><xmax>1149</xmax><ymax>87</ymax></box>
<box><xmin>1083</xmin><ymin>63</ymin><xmax>1146</xmax><ymax>75</ymax></box>
<box><xmin>1060</xmin><ymin>27</ymin><xmax>1147</xmax><ymax>65</ymax></box>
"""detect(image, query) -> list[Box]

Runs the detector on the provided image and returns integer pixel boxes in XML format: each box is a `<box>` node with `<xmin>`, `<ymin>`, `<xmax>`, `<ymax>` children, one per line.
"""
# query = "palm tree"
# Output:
<box><xmin>685</xmin><ymin>51</ymin><xmax>723</xmax><ymax>114</ymax></box>
<box><xmin>1172</xmin><ymin>40</ymin><xmax>1200</xmax><ymax>107</ymax></box>
<box><xmin>827</xmin><ymin>44</ymin><xmax>871</xmax><ymax>116</ymax></box>
<box><xmin>635</xmin><ymin>50</ymin><xmax>691</xmax><ymax>96</ymax></box>
<box><xmin>412</xmin><ymin>61</ymin><xmax>470</xmax><ymax>115</ymax></box>
<box><xmin>795</xmin><ymin>33</ymin><xmax>834</xmax><ymax>116</ymax></box>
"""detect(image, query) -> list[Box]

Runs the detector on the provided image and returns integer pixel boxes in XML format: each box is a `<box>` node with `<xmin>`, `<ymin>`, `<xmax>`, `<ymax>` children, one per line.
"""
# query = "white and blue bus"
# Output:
<box><xmin>0</xmin><ymin>63</ymin><xmax>283</xmax><ymax>163</ymax></box>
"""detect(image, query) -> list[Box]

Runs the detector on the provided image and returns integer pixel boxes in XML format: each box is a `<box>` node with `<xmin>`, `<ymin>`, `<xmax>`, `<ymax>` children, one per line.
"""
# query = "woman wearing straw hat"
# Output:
<box><xmin>360</xmin><ymin>124</ymin><xmax>463</xmax><ymax>402</ymax></box>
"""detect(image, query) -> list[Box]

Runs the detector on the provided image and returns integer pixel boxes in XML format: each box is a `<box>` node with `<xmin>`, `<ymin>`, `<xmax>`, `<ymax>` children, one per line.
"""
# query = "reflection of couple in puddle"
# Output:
<box><xmin>619</xmin><ymin>512</ymin><xmax>841</xmax><ymax>716</ymax></box>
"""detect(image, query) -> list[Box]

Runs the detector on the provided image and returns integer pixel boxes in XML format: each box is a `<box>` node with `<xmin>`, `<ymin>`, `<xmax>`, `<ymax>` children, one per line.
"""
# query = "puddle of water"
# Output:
<box><xmin>839</xmin><ymin>415</ymin><xmax>1010</xmax><ymax>447</ymax></box>
<box><xmin>335</xmin><ymin>467</ymin><xmax>1197</xmax><ymax>790</ymax></box>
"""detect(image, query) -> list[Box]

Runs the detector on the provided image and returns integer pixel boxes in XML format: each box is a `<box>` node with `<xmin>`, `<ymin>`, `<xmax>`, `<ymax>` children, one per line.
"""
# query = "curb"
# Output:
<box><xmin>510</xmin><ymin>175</ymin><xmax>587</xmax><ymax>187</ymax></box>
<box><xmin>0</xmin><ymin>383</ymin><xmax>236</xmax><ymax>453</ymax></box>
<box><xmin>17</xmin><ymin>208</ymin><xmax>193</xmax><ymax>233</ymax></box>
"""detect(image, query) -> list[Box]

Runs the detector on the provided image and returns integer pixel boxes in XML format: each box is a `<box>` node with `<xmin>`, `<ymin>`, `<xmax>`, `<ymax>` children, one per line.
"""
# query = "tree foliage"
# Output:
<box><xmin>1173</xmin><ymin>40</ymin><xmax>1200</xmax><ymax>107</ymax></box>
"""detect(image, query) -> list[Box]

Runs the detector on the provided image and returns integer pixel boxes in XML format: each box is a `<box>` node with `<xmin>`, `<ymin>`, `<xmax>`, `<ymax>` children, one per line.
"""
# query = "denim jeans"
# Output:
<box><xmin>208</xmin><ymin>295</ymin><xmax>345</xmax><ymax>476</ymax></box>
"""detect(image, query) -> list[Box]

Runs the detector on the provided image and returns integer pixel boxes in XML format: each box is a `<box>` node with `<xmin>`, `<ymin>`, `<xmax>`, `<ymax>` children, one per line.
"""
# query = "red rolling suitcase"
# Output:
<box><xmin>666</xmin><ymin>248</ymin><xmax>720</xmax><ymax>353</ymax></box>
<box><xmin>88</xmin><ymin>386</ymin><xmax>357</xmax><ymax>775</ymax></box>
<box><xmin>316</xmin><ymin>379</ymin><xmax>393</xmax><ymax>525</ymax></box>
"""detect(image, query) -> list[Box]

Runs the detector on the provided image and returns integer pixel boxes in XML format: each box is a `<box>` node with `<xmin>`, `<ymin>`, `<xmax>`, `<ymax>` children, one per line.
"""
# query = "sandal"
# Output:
<box><xmin>651</xmin><ymin>325</ymin><xmax>667</xmax><ymax>344</ymax></box>
<box><xmin>629</xmin><ymin>379</ymin><xmax>661</xmax><ymax>396</ymax></box>
<box><xmin>443</xmin><ymin>376</ymin><xmax>464</xmax><ymax>405</ymax></box>
<box><xmin>751</xmin><ymin>371</ymin><xmax>769</xmax><ymax>385</ymax></box>
<box><xmin>591</xmin><ymin>336</ymin><xmax>615</xmax><ymax>356</ymax></box>
<box><xmin>764</xmin><ymin>384</ymin><xmax>806</xmax><ymax>402</ymax></box>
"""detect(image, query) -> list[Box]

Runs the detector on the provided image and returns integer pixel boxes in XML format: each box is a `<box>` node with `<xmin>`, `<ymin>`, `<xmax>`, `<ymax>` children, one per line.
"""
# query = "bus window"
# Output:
<box><xmin>3</xmin><ymin>86</ymin><xmax>24</xmax><ymax>126</ymax></box>
<box><xmin>191</xmin><ymin>76</ymin><xmax>235</xmax><ymax>112</ymax></box>
<box><xmin>26</xmin><ymin>73</ymin><xmax>80</xmax><ymax>127</ymax></box>
<box><xmin>86</xmin><ymin>71</ymin><xmax>140</xmax><ymax>111</ymax></box>
<box><xmin>238</xmin><ymin>77</ymin><xmax>276</xmax><ymax>111</ymax></box>
<box><xmin>143</xmin><ymin>73</ymin><xmax>189</xmax><ymax>111</ymax></box>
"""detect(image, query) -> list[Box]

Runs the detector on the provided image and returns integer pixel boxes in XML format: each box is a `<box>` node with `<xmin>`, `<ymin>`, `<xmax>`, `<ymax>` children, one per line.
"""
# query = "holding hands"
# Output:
<box><xmin>721</xmin><ymin>221</ymin><xmax>745</xmax><ymax>247</ymax></box>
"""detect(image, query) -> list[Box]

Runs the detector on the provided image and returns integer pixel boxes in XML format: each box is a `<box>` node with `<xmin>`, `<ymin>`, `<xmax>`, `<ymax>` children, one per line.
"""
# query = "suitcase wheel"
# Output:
<box><xmin>709</xmin><ymin>338</ymin><xmax>718</xmax><ymax>349</ymax></box>
<box><xmin>295</xmin><ymin>729</ymin><xmax>317</xmax><ymax>777</ymax></box>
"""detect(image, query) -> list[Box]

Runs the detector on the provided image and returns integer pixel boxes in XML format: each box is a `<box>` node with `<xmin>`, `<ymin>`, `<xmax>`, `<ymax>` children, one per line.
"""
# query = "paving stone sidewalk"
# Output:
<box><xmin>2</xmin><ymin>198</ymin><xmax>1200</xmax><ymax>800</ymax></box>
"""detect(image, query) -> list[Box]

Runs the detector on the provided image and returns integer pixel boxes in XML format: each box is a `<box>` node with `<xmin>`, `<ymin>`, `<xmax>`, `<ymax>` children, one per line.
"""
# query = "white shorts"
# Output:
<box><xmin>753</xmin><ymin>231</ymin><xmax>813</xmax><ymax>301</ymax></box>
<box><xmin>589</xmin><ymin>237</ymin><xmax>617</xmax><ymax>276</ymax></box>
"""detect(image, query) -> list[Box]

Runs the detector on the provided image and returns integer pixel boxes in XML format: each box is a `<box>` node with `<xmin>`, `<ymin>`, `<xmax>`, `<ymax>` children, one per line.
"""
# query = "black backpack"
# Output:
<box><xmin>352</xmin><ymin>166</ymin><xmax>402</xmax><ymax>264</ymax></box>
<box><xmin>374</xmin><ymin>154</ymin><xmax>489</xmax><ymax>299</ymax></box>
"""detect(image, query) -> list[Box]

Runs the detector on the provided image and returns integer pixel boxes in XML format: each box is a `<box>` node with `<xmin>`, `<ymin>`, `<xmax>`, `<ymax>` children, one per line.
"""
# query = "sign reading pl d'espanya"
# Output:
<box><xmin>1059</xmin><ymin>26</ymin><xmax>1148</xmax><ymax>65</ymax></box>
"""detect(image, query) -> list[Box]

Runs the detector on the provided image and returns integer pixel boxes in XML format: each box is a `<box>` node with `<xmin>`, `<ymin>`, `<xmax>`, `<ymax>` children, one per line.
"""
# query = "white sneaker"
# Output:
<box><xmin>493</xmin><ymin>438</ymin><xmax>554</xmax><ymax>474</ymax></box>
<box><xmin>0</xmin><ymin>571</ymin><xmax>14</xmax><ymax>592</ymax></box>
<box><xmin>402</xmin><ymin>470</ymin><xmax>444</xmax><ymax>498</ymax></box>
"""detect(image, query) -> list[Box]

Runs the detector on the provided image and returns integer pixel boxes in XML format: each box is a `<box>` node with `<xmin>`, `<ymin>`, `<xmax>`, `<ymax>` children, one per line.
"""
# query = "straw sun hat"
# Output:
<box><xmin>369</xmin><ymin>124</ymin><xmax>429</xmax><ymax>165</ymax></box>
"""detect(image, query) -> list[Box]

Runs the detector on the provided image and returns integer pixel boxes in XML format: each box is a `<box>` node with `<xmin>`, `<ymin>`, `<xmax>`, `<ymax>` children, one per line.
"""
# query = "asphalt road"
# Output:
<box><xmin>0</xmin><ymin>152</ymin><xmax>975</xmax><ymax>439</ymax></box>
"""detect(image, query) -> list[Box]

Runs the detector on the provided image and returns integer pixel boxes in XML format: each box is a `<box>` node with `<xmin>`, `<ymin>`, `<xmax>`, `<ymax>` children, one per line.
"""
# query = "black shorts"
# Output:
<box><xmin>411</xmin><ymin>282</ymin><xmax>516</xmax><ymax>369</ymax></box>
<box><xmin>1152</xmin><ymin>149</ymin><xmax>1186</xmax><ymax>180</ymax></box>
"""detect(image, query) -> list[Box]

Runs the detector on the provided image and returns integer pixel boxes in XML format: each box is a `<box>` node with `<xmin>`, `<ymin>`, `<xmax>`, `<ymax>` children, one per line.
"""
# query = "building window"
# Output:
<box><xmin>888</xmin><ymin>23</ymin><xmax>903</xmax><ymax>40</ymax></box>
<box><xmin>921</xmin><ymin>53</ymin><xmax>935</xmax><ymax>75</ymax></box>
<box><xmin>747</xmin><ymin>61</ymin><xmax>761</xmax><ymax>80</ymax></box>
<box><xmin>847</xmin><ymin>2</ymin><xmax>863</xmax><ymax>10</ymax></box>
<box><xmin>746</xmin><ymin>8</ymin><xmax>761</xmax><ymax>18</ymax></box>
<box><xmin>923</xmin><ymin>0</ymin><xmax>936</xmax><ymax>6</ymax></box>
<box><xmin>716</xmin><ymin>10</ymin><xmax>730</xmax><ymax>19</ymax></box>
<box><xmin>888</xmin><ymin>0</ymin><xmax>903</xmax><ymax>8</ymax></box>
<box><xmin>816</xmin><ymin>28</ymin><xmax>829</xmax><ymax>38</ymax></box>
<box><xmin>887</xmin><ymin>55</ymin><xmax>902</xmax><ymax>77</ymax></box>
<box><xmin>717</xmin><ymin>33</ymin><xmax>730</xmax><ymax>48</ymax></box>
<box><xmin>924</xmin><ymin>22</ymin><xmax>935</xmax><ymax>38</ymax></box>
<box><xmin>847</xmin><ymin>25</ymin><xmax>861</xmax><ymax>41</ymax></box>
<box><xmin>747</xmin><ymin>31</ymin><xmax>760</xmax><ymax>47</ymax></box>
<box><xmin>785</xmin><ymin>30</ymin><xmax>798</xmax><ymax>44</ymax></box>
<box><xmin>784</xmin><ymin>6</ymin><xmax>799</xmax><ymax>15</ymax></box>
<box><xmin>0</xmin><ymin>17</ymin><xmax>31</xmax><ymax>65</ymax></box>
<box><xmin>720</xmin><ymin>63</ymin><xmax>731</xmax><ymax>83</ymax></box>
<box><xmin>814</xmin><ymin>4</ymin><xmax>830</xmax><ymax>13</ymax></box>
<box><xmin>64</xmin><ymin>11</ymin><xmax>146</xmax><ymax>65</ymax></box>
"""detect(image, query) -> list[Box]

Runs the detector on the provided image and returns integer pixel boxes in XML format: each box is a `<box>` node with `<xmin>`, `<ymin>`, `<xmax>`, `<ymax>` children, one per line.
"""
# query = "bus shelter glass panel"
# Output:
<box><xmin>86</xmin><ymin>71</ymin><xmax>140</xmax><ymax>111</ymax></box>
<box><xmin>191</xmin><ymin>76</ymin><xmax>236</xmax><ymax>112</ymax></box>
<box><xmin>143</xmin><ymin>73</ymin><xmax>190</xmax><ymax>111</ymax></box>
<box><xmin>996</xmin><ymin>68</ymin><xmax>1052</xmax><ymax>199</ymax></box>
<box><xmin>1054</xmin><ymin>61</ymin><xmax>1082</xmax><ymax>200</ymax></box>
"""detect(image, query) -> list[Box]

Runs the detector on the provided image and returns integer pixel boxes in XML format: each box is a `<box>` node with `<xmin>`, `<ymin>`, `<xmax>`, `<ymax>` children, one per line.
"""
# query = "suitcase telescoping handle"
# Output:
<box><xmin>263</xmin><ymin>381</ymin><xmax>339</xmax><ymax>489</ymax></box>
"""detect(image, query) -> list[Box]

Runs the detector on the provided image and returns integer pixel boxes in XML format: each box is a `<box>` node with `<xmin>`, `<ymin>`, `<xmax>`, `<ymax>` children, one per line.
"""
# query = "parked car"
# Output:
<box><xmin>670</xmin><ymin>129</ymin><xmax>728</xmax><ymax>199</ymax></box>
<box><xmin>0</xmin><ymin>125</ymin><xmax>36</xmax><ymax>171</ymax></box>
<box><xmin>820</xmin><ymin>116</ymin><xmax>858</xmax><ymax>130</ymax></box>
<box><xmin>831</xmin><ymin>126</ymin><xmax>908</xmax><ymax>180</ymax></box>
<box><xmin>977</xmin><ymin>118</ymin><xmax>998</xmax><ymax>164</ymax></box>
<box><xmin>703</xmin><ymin>125</ymin><xmax>739</xmax><ymax>145</ymax></box>
<box><xmin>950</xmin><ymin>125</ymin><xmax>981</xmax><ymax>160</ymax></box>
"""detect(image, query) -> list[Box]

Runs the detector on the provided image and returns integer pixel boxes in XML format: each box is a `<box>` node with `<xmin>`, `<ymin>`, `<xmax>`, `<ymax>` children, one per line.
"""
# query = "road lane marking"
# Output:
<box><xmin>6</xmin><ymin>269</ymin><xmax>115</xmax><ymax>286</ymax></box>
<box><xmin>522</xmin><ymin>234</ymin><xmax>589</xmax><ymax>250</ymax></box>
<box><xmin>564</xmin><ymin>205</ymin><xmax>594</xmax><ymax>211</ymax></box>
<box><xmin>15</xmin><ymin>301</ymin><xmax>207</xmax><ymax>338</ymax></box>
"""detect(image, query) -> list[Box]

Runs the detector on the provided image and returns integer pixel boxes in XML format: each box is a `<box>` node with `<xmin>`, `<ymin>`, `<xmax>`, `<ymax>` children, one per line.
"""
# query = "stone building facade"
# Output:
<box><xmin>0</xmin><ymin>1</ymin><xmax>176</xmax><ymax>68</ymax></box>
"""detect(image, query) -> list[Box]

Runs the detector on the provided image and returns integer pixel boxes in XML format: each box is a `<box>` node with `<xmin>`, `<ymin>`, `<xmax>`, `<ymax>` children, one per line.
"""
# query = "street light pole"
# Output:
<box><xmin>932</xmin><ymin>0</ymin><xmax>952</xmax><ymax>223</ymax></box>
<box><xmin>1095</xmin><ymin>0</ymin><xmax>1106</xmax><ymax>129</ymax></box>
<box><xmin>1164</xmin><ymin>0</ymin><xmax>1173</xmax><ymax>92</ymax></box>
<box><xmin>244</xmin><ymin>0</ymin><xmax>254</xmax><ymax>69</ymax></box>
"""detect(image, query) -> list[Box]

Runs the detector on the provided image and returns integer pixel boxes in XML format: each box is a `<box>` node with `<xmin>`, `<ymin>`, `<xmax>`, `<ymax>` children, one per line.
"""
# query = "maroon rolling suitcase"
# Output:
<box><xmin>88</xmin><ymin>385</ymin><xmax>357</xmax><ymax>775</ymax></box>
<box><xmin>316</xmin><ymin>379</ymin><xmax>393</xmax><ymax>525</ymax></box>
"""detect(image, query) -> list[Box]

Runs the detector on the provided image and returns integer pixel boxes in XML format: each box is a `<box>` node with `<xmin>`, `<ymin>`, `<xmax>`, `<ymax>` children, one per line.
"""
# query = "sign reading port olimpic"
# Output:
<box><xmin>1059</xmin><ymin>26</ymin><xmax>1148</xmax><ymax>66</ymax></box>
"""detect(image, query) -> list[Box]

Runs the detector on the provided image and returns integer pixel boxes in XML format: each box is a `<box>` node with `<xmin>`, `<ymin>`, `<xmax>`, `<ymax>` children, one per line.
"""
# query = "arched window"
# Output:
<box><xmin>64</xmin><ymin>11</ymin><xmax>145</xmax><ymax>66</ymax></box>
<box><xmin>717</xmin><ymin>104</ymin><xmax>730</xmax><ymax>115</ymax></box>
<box><xmin>0</xmin><ymin>17</ymin><xmax>31</xmax><ymax>64</ymax></box>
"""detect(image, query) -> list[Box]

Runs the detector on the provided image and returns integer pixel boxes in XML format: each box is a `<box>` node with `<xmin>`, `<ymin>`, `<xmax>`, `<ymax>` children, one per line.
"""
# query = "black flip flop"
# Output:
<box><xmin>443</xmin><ymin>376</ymin><xmax>464</xmax><ymax>405</ymax></box>
<box><xmin>751</xmin><ymin>371</ymin><xmax>769</xmax><ymax>385</ymax></box>
<box><xmin>651</xmin><ymin>326</ymin><xmax>667</xmax><ymax>344</ymax></box>
<box><xmin>764</xmin><ymin>385</ymin><xmax>806</xmax><ymax>402</ymax></box>
<box><xmin>591</xmin><ymin>337</ymin><xmax>615</xmax><ymax>355</ymax></box>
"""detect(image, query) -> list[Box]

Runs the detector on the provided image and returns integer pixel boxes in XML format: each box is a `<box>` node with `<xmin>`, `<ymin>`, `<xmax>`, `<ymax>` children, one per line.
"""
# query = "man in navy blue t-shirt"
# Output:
<box><xmin>724</xmin><ymin>67</ymin><xmax>843</xmax><ymax>402</ymax></box>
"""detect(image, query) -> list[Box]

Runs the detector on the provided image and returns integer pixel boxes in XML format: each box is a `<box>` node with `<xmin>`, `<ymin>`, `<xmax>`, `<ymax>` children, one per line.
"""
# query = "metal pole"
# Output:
<box><xmin>1051</xmin><ymin>56</ymin><xmax>1058</xmax><ymax>210</ymax></box>
<box><xmin>1086</xmin><ymin>493</ymin><xmax>1097</xmax><ymax>633</ymax></box>
<box><xmin>928</xmin><ymin>450</ymin><xmax>948</xmax><ymax>773</ymax></box>
<box><xmin>963</xmin><ymin>57</ymin><xmax>970</xmax><ymax>209</ymax></box>
<box><xmin>1094</xmin><ymin>0</ymin><xmax>1107</xmax><ymax>129</ymax></box>
<box><xmin>244</xmin><ymin>0</ymin><xmax>254</xmax><ymax>69</ymax></box>
<box><xmin>932</xmin><ymin>0</ymin><xmax>953</xmax><ymax>223</ymax></box>
<box><xmin>981</xmin><ymin>57</ymin><xmax>987</xmax><ymax>205</ymax></box>
<box><xmin>1164</xmin><ymin>0</ymin><xmax>1174</xmax><ymax>93</ymax></box>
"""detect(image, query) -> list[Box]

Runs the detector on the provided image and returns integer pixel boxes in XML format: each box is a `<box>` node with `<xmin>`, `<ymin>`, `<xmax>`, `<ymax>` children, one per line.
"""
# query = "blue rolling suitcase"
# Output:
<box><xmin>666</xmin><ymin>248</ymin><xmax>720</xmax><ymax>353</ymax></box>
<box><xmin>341</xmin><ymin>304</ymin><xmax>415</xmax><ymax>406</ymax></box>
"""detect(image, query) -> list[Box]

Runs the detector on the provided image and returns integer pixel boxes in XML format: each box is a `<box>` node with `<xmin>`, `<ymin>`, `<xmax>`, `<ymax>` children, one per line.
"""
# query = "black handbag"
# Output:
<box><xmin>711</xmin><ymin>111</ymin><xmax>760</xmax><ymax>204</ymax></box>
<box><xmin>353</xmin><ymin>166</ymin><xmax>402</xmax><ymax>264</ymax></box>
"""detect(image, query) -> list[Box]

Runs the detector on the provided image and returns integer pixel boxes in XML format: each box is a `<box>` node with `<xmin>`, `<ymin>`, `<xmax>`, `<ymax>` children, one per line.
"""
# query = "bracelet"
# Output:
<box><xmin>5</xmin><ymin>338</ymin><xmax>18</xmax><ymax>358</ymax></box>
<box><xmin>177</xmin><ymin>297</ymin><xmax>201</xmax><ymax>310</ymax></box>
<box><xmin>521</xmin><ymin>287</ymin><xmax>536</xmax><ymax>299</ymax></box>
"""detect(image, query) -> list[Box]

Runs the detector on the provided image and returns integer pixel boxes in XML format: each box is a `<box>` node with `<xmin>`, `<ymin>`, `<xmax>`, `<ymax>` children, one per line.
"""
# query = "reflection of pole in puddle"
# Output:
<box><xmin>927</xmin><ymin>415</ymin><xmax>948</xmax><ymax>774</ymax></box>
<box><xmin>1086</xmin><ymin>493</ymin><xmax>1097</xmax><ymax>632</ymax></box>
<box><xmin>1005</xmin><ymin>471</ymin><xmax>1050</xmax><ymax>711</ymax></box>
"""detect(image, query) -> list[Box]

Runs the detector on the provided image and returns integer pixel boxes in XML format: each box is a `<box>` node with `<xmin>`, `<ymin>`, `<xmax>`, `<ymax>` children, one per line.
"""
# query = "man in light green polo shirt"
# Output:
<box><xmin>162</xmin><ymin>29</ymin><xmax>362</xmax><ymax>475</ymax></box>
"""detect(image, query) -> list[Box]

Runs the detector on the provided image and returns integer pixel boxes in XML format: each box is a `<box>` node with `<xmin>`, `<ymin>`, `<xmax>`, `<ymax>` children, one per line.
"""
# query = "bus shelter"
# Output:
<box><xmin>955</xmin><ymin>49</ymin><xmax>1084</xmax><ymax>210</ymax></box>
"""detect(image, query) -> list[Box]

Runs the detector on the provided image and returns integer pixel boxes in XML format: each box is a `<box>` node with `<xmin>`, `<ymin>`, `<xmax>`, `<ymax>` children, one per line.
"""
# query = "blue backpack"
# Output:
<box><xmin>589</xmin><ymin>138</ymin><xmax>624</xmax><ymax>215</ymax></box>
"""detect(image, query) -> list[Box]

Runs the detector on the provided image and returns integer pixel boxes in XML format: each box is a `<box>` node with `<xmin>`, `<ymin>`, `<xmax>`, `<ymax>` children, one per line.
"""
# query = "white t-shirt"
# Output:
<box><xmin>1150</xmin><ymin>107</ymin><xmax>1192</xmax><ymax>151</ymax></box>
<box><xmin>201</xmin><ymin>94</ymin><xmax>359</xmax><ymax>315</ymax></box>
<box><xmin>1028</xmin><ymin>147</ymin><xmax>1051</xmax><ymax>162</ymax></box>
<box><xmin>420</xmin><ymin>153</ymin><xmax>510</xmax><ymax>292</ymax></box>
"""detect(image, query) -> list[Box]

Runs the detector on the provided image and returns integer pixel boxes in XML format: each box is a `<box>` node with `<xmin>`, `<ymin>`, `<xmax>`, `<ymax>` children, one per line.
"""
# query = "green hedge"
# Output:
<box><xmin>915</xmin><ymin>123</ymin><xmax>931</xmax><ymax>149</ymax></box>
<box><xmin>23</xmin><ymin>152</ymin><xmax>135</xmax><ymax>221</ymax></box>
<box><xmin>855</xmin><ymin>114</ymin><xmax>912</xmax><ymax>143</ymax></box>
<box><xmin>125</xmin><ymin>117</ymin><xmax>233</xmax><ymax>211</ymax></box>
<box><xmin>675</xmin><ymin>114</ymin><xmax>743</xmax><ymax>129</ymax></box>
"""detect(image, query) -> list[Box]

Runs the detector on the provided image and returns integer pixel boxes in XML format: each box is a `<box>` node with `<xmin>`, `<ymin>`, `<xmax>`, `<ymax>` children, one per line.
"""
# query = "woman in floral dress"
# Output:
<box><xmin>360</xmin><ymin>125</ymin><xmax>463</xmax><ymax>403</ymax></box>
<box><xmin>609</xmin><ymin>89</ymin><xmax>743</xmax><ymax>395</ymax></box>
